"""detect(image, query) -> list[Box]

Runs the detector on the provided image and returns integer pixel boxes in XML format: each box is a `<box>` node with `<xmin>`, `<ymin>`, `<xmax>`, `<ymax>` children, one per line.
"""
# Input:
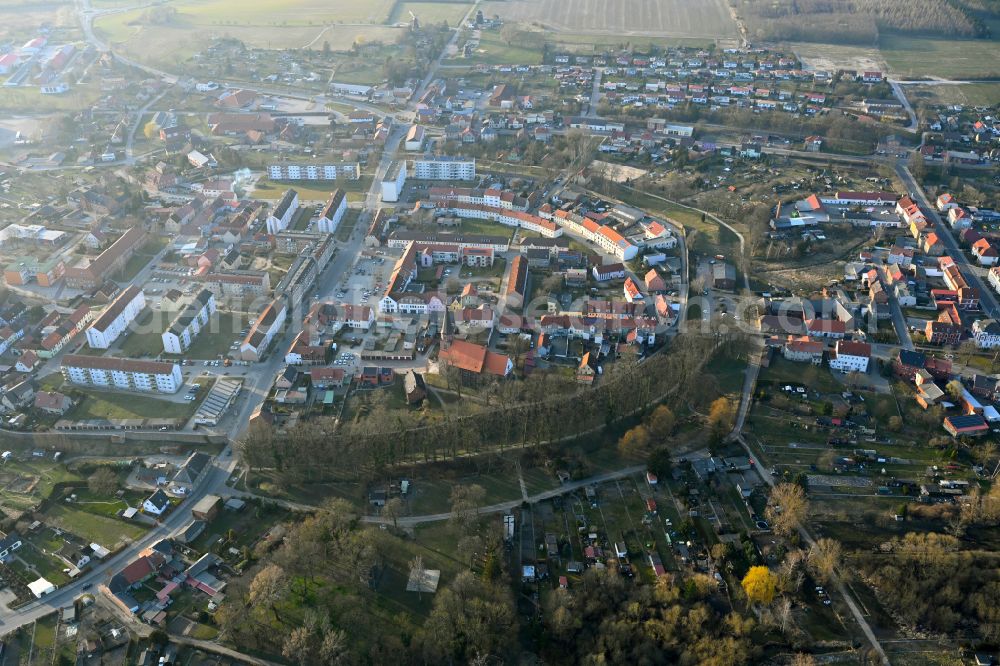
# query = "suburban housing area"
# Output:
<box><xmin>0</xmin><ymin>1</ymin><xmax>996</xmax><ymax>665</ymax></box>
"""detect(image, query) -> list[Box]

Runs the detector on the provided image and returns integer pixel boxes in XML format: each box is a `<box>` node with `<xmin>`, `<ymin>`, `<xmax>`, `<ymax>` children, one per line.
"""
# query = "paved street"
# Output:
<box><xmin>896</xmin><ymin>164</ymin><xmax>1000</xmax><ymax>319</ymax></box>
<box><xmin>0</xmin><ymin>0</ymin><xmax>478</xmax><ymax>638</ymax></box>
<box><xmin>877</xmin><ymin>264</ymin><xmax>915</xmax><ymax>351</ymax></box>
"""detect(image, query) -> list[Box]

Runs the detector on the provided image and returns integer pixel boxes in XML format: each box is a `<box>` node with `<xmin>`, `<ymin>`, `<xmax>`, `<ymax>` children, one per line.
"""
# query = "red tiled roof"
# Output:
<box><xmin>439</xmin><ymin>339</ymin><xmax>510</xmax><ymax>376</ymax></box>
<box><xmin>835</xmin><ymin>340</ymin><xmax>870</xmax><ymax>357</ymax></box>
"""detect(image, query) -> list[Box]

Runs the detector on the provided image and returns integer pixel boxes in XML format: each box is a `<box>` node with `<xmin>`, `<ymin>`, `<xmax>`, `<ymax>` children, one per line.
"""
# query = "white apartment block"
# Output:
<box><xmin>161</xmin><ymin>289</ymin><xmax>217</xmax><ymax>354</ymax></box>
<box><xmin>85</xmin><ymin>285</ymin><xmax>145</xmax><ymax>349</ymax></box>
<box><xmin>61</xmin><ymin>355</ymin><xmax>183</xmax><ymax>394</ymax></box>
<box><xmin>381</xmin><ymin>161</ymin><xmax>406</xmax><ymax>203</ymax></box>
<box><xmin>317</xmin><ymin>189</ymin><xmax>347</xmax><ymax>234</ymax></box>
<box><xmin>239</xmin><ymin>299</ymin><xmax>287</xmax><ymax>362</ymax></box>
<box><xmin>411</xmin><ymin>157</ymin><xmax>476</xmax><ymax>181</ymax></box>
<box><xmin>267</xmin><ymin>163</ymin><xmax>360</xmax><ymax>180</ymax></box>
<box><xmin>201</xmin><ymin>271</ymin><xmax>270</xmax><ymax>299</ymax></box>
<box><xmin>266</xmin><ymin>189</ymin><xmax>299</xmax><ymax>234</ymax></box>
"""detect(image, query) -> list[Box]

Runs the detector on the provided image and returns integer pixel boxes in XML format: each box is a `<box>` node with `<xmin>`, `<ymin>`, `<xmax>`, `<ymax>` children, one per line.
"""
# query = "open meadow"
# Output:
<box><xmin>389</xmin><ymin>1</ymin><xmax>472</xmax><ymax>26</ymax></box>
<box><xmin>480</xmin><ymin>0</ymin><xmax>737</xmax><ymax>38</ymax></box>
<box><xmin>878</xmin><ymin>34</ymin><xmax>1000</xmax><ymax>79</ymax></box>
<box><xmin>95</xmin><ymin>3</ymin><xmax>405</xmax><ymax>67</ymax></box>
<box><xmin>789</xmin><ymin>34</ymin><xmax>1000</xmax><ymax>81</ymax></box>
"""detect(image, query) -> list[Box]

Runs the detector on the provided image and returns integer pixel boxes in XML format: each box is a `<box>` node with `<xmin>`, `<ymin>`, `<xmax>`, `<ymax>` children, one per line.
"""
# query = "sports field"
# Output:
<box><xmin>480</xmin><ymin>0</ymin><xmax>736</xmax><ymax>38</ymax></box>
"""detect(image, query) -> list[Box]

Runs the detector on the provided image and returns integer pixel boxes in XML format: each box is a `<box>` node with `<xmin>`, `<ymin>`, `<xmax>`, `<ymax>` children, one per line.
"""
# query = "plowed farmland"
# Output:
<box><xmin>482</xmin><ymin>0</ymin><xmax>737</xmax><ymax>38</ymax></box>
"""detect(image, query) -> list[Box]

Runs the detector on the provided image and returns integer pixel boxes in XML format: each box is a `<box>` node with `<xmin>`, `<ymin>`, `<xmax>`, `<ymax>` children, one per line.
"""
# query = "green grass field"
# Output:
<box><xmin>0</xmin><ymin>86</ymin><xmax>104</xmax><ymax>113</ymax></box>
<box><xmin>609</xmin><ymin>184</ymin><xmax>741</xmax><ymax>254</ymax></box>
<box><xmin>904</xmin><ymin>82</ymin><xmax>1000</xmax><ymax>107</ymax></box>
<box><xmin>62</xmin><ymin>388</ymin><xmax>197</xmax><ymax>422</ymax></box>
<box><xmin>95</xmin><ymin>6</ymin><xmax>404</xmax><ymax>67</ymax></box>
<box><xmin>335</xmin><ymin>208</ymin><xmax>361</xmax><ymax>241</ymax></box>
<box><xmin>445</xmin><ymin>30</ymin><xmax>544</xmax><ymax>65</ymax></box>
<box><xmin>181</xmin><ymin>312</ymin><xmax>245</xmax><ymax>359</ymax></box>
<box><xmin>17</xmin><ymin>542</ymin><xmax>71</xmax><ymax>586</ymax></box>
<box><xmin>42</xmin><ymin>503</ymin><xmax>147</xmax><ymax>547</ymax></box>
<box><xmin>119</xmin><ymin>308</ymin><xmax>177</xmax><ymax>358</ymax></box>
<box><xmin>879</xmin><ymin>34</ymin><xmax>1000</xmax><ymax>79</ymax></box>
<box><xmin>254</xmin><ymin>176</ymin><xmax>373</xmax><ymax>203</ymax></box>
<box><xmin>329</xmin><ymin>61</ymin><xmax>386</xmax><ymax>85</ymax></box>
<box><xmin>454</xmin><ymin>217</ymin><xmax>514</xmax><ymax>237</ymax></box>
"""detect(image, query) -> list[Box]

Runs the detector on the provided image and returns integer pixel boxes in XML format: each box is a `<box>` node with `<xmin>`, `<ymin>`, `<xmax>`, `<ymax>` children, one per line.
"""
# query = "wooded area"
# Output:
<box><xmin>238</xmin><ymin>334</ymin><xmax>747</xmax><ymax>483</ymax></box>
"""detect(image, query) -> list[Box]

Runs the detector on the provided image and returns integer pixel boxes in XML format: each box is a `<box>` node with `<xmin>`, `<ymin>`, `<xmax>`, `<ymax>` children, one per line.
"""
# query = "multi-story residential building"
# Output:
<box><xmin>0</xmin><ymin>326</ymin><xmax>24</xmax><ymax>356</ymax></box>
<box><xmin>200</xmin><ymin>271</ymin><xmax>270</xmax><ymax>299</ymax></box>
<box><xmin>548</xmin><ymin>210</ymin><xmax>639</xmax><ymax>260</ymax></box>
<box><xmin>972</xmin><ymin>319</ymin><xmax>1000</xmax><ymax>349</ymax></box>
<box><xmin>437</xmin><ymin>201</ymin><xmax>562</xmax><ymax>238</ymax></box>
<box><xmin>266</xmin><ymin>189</ymin><xmax>298</xmax><ymax>234</ymax></box>
<box><xmin>266</xmin><ymin>163</ymin><xmax>360</xmax><ymax>180</ymax></box>
<box><xmin>317</xmin><ymin>189</ymin><xmax>347</xmax><ymax>234</ymax></box>
<box><xmin>828</xmin><ymin>340</ymin><xmax>871</xmax><ymax>373</ymax></box>
<box><xmin>990</xmin><ymin>266</ymin><xmax>1000</xmax><ymax>294</ymax></box>
<box><xmin>3</xmin><ymin>256</ymin><xmax>65</xmax><ymax>287</ymax></box>
<box><xmin>782</xmin><ymin>337</ymin><xmax>823</xmax><ymax>364</ymax></box>
<box><xmin>85</xmin><ymin>285</ymin><xmax>145</xmax><ymax>349</ymax></box>
<box><xmin>65</xmin><ymin>227</ymin><xmax>147</xmax><ymax>288</ymax></box>
<box><xmin>36</xmin><ymin>305</ymin><xmax>93</xmax><ymax>358</ymax></box>
<box><xmin>428</xmin><ymin>186</ymin><xmax>530</xmax><ymax>211</ymax></box>
<box><xmin>161</xmin><ymin>289</ymin><xmax>216</xmax><ymax>354</ymax></box>
<box><xmin>381</xmin><ymin>161</ymin><xmax>406</xmax><ymax>202</ymax></box>
<box><xmin>387</xmin><ymin>231</ymin><xmax>509</xmax><ymax>253</ymax></box>
<box><xmin>411</xmin><ymin>156</ymin><xmax>476</xmax><ymax>181</ymax></box>
<box><xmin>62</xmin><ymin>355</ymin><xmax>183</xmax><ymax>394</ymax></box>
<box><xmin>239</xmin><ymin>299</ymin><xmax>287</xmax><ymax>361</ymax></box>
<box><xmin>925</xmin><ymin>320</ymin><xmax>963</xmax><ymax>345</ymax></box>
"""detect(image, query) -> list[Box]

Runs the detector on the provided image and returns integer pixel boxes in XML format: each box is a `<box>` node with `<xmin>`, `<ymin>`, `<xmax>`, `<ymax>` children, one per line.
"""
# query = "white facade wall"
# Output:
<box><xmin>64</xmin><ymin>363</ymin><xmax>182</xmax><ymax>394</ymax></box>
<box><xmin>86</xmin><ymin>290</ymin><xmax>146</xmax><ymax>349</ymax></box>
<box><xmin>381</xmin><ymin>162</ymin><xmax>407</xmax><ymax>203</ymax></box>
<box><xmin>317</xmin><ymin>195</ymin><xmax>347</xmax><ymax>234</ymax></box>
<box><xmin>829</xmin><ymin>354</ymin><xmax>869</xmax><ymax>373</ymax></box>
<box><xmin>412</xmin><ymin>158</ymin><xmax>476</xmax><ymax>181</ymax></box>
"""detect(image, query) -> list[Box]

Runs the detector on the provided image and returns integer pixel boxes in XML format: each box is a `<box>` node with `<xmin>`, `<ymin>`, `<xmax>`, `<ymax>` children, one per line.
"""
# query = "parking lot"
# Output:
<box><xmin>323</xmin><ymin>251</ymin><xmax>393</xmax><ymax>306</ymax></box>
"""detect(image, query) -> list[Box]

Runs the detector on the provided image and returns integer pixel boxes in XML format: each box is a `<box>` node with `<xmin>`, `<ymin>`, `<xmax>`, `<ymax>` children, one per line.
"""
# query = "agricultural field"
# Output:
<box><xmin>879</xmin><ymin>34</ymin><xmax>1000</xmax><ymax>79</ymax></box>
<box><xmin>154</xmin><ymin>0</ymin><xmax>392</xmax><ymax>25</ymax></box>
<box><xmin>480</xmin><ymin>0</ymin><xmax>737</xmax><ymax>38</ymax></box>
<box><xmin>95</xmin><ymin>8</ymin><xmax>405</xmax><ymax>68</ymax></box>
<box><xmin>0</xmin><ymin>0</ymin><xmax>75</xmax><ymax>42</ymax></box>
<box><xmin>792</xmin><ymin>35</ymin><xmax>1000</xmax><ymax>80</ymax></box>
<box><xmin>904</xmin><ymin>82</ymin><xmax>1000</xmax><ymax>107</ymax></box>
<box><xmin>389</xmin><ymin>1</ymin><xmax>472</xmax><ymax>26</ymax></box>
<box><xmin>544</xmin><ymin>31</ymin><xmax>713</xmax><ymax>52</ymax></box>
<box><xmin>450</xmin><ymin>29</ymin><xmax>544</xmax><ymax>65</ymax></box>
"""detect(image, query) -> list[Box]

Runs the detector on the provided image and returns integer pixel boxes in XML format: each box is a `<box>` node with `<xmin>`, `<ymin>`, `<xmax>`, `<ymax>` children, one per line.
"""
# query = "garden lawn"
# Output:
<box><xmin>42</xmin><ymin>504</ymin><xmax>146</xmax><ymax>546</ymax></box>
<box><xmin>64</xmin><ymin>390</ymin><xmax>196</xmax><ymax>422</ymax></box>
